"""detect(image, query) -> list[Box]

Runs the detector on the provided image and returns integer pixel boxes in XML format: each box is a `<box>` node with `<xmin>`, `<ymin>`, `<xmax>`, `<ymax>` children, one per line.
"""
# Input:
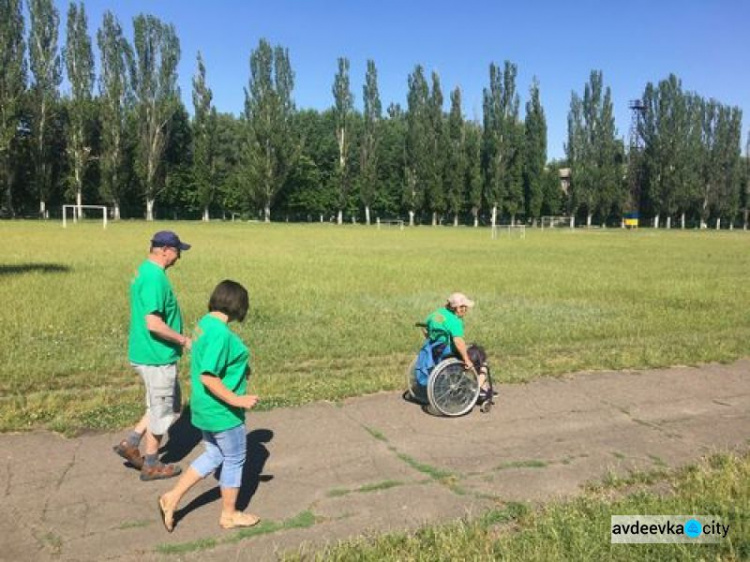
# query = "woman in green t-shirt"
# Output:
<box><xmin>158</xmin><ymin>280</ymin><xmax>260</xmax><ymax>532</ymax></box>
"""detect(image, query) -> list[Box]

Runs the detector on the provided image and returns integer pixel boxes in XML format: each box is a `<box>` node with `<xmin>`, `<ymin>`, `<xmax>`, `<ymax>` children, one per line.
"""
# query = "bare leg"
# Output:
<box><xmin>158</xmin><ymin>467</ymin><xmax>203</xmax><ymax>531</ymax></box>
<box><xmin>161</xmin><ymin>467</ymin><xmax>203</xmax><ymax>508</ymax></box>
<box><xmin>478</xmin><ymin>373</ymin><xmax>486</xmax><ymax>389</ymax></box>
<box><xmin>221</xmin><ymin>486</ymin><xmax>239</xmax><ymax>517</ymax></box>
<box><xmin>219</xmin><ymin>487</ymin><xmax>260</xmax><ymax>529</ymax></box>
<box><xmin>133</xmin><ymin>413</ymin><xmax>148</xmax><ymax>435</ymax></box>
<box><xmin>143</xmin><ymin>430</ymin><xmax>161</xmax><ymax>456</ymax></box>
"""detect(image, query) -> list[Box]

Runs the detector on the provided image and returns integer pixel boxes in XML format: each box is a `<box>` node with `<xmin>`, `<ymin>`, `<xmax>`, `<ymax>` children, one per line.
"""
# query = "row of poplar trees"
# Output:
<box><xmin>1</xmin><ymin>1</ymin><xmax>747</xmax><ymax>226</ymax></box>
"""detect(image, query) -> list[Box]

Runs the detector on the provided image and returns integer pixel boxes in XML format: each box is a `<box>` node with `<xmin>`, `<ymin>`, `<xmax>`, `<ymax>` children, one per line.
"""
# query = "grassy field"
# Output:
<box><xmin>1</xmin><ymin>220</ymin><xmax>749</xmax><ymax>433</ymax></box>
<box><xmin>282</xmin><ymin>452</ymin><xmax>750</xmax><ymax>561</ymax></box>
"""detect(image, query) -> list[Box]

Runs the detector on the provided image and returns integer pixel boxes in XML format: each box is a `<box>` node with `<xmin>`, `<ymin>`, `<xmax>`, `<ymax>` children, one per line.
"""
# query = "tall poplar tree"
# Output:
<box><xmin>706</xmin><ymin>104</ymin><xmax>742</xmax><ymax>228</ymax></box>
<box><xmin>29</xmin><ymin>0</ymin><xmax>62</xmax><ymax>218</ymax></box>
<box><xmin>243</xmin><ymin>38</ymin><xmax>296</xmax><ymax>221</ymax></box>
<box><xmin>332</xmin><ymin>57</ymin><xmax>353</xmax><ymax>224</ymax></box>
<box><xmin>426</xmin><ymin>71</ymin><xmax>446</xmax><ymax>225</ymax></box>
<box><xmin>360</xmin><ymin>59</ymin><xmax>381</xmax><ymax>225</ymax></box>
<box><xmin>679</xmin><ymin>93</ymin><xmax>705</xmax><ymax>228</ymax></box>
<box><xmin>192</xmin><ymin>51</ymin><xmax>217</xmax><ymax>221</ymax></box>
<box><xmin>132</xmin><ymin>14</ymin><xmax>180</xmax><ymax>220</ymax></box>
<box><xmin>446</xmin><ymin>87</ymin><xmax>466</xmax><ymax>226</ymax></box>
<box><xmin>482</xmin><ymin>61</ymin><xmax>519</xmax><ymax>228</ymax></box>
<box><xmin>63</xmin><ymin>1</ymin><xmax>94</xmax><ymax>217</ymax></box>
<box><xmin>640</xmin><ymin>75</ymin><xmax>692</xmax><ymax>228</ymax></box>
<box><xmin>566</xmin><ymin>70</ymin><xmax>619</xmax><ymax>226</ymax></box>
<box><xmin>378</xmin><ymin>102</ymin><xmax>407</xmax><ymax>218</ymax></box>
<box><xmin>523</xmin><ymin>78</ymin><xmax>547</xmax><ymax>226</ymax></box>
<box><xmin>405</xmin><ymin>65</ymin><xmax>429</xmax><ymax>226</ymax></box>
<box><xmin>97</xmin><ymin>11</ymin><xmax>132</xmax><ymax>219</ymax></box>
<box><xmin>0</xmin><ymin>0</ymin><xmax>26</xmax><ymax>216</ymax></box>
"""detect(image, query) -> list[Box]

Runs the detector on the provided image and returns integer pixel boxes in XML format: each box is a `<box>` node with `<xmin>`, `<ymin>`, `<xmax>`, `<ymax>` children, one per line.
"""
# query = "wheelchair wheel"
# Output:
<box><xmin>427</xmin><ymin>358</ymin><xmax>479</xmax><ymax>417</ymax></box>
<box><xmin>405</xmin><ymin>356</ymin><xmax>428</xmax><ymax>404</ymax></box>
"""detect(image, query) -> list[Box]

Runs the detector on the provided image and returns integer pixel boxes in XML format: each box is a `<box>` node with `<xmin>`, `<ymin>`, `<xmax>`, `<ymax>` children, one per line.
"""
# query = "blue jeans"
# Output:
<box><xmin>191</xmin><ymin>424</ymin><xmax>246</xmax><ymax>489</ymax></box>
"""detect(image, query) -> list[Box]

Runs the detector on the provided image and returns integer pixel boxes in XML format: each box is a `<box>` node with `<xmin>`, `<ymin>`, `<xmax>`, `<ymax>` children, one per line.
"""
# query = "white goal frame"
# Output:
<box><xmin>491</xmin><ymin>224</ymin><xmax>526</xmax><ymax>240</ymax></box>
<box><xmin>376</xmin><ymin>218</ymin><xmax>404</xmax><ymax>230</ymax></box>
<box><xmin>541</xmin><ymin>215</ymin><xmax>574</xmax><ymax>229</ymax></box>
<box><xmin>62</xmin><ymin>205</ymin><xmax>108</xmax><ymax>229</ymax></box>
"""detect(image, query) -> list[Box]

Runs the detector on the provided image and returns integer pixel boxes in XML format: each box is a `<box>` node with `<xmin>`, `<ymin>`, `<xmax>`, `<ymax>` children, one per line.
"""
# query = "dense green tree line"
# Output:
<box><xmin>0</xmin><ymin>1</ymin><xmax>746</xmax><ymax>226</ymax></box>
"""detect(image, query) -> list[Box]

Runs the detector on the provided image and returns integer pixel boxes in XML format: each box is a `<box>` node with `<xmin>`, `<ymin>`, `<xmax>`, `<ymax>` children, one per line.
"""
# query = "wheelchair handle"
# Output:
<box><xmin>414</xmin><ymin>322</ymin><xmax>428</xmax><ymax>328</ymax></box>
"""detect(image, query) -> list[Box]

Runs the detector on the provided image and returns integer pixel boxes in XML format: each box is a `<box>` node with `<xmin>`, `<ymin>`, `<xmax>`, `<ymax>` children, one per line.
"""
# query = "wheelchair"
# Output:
<box><xmin>405</xmin><ymin>323</ymin><xmax>495</xmax><ymax>416</ymax></box>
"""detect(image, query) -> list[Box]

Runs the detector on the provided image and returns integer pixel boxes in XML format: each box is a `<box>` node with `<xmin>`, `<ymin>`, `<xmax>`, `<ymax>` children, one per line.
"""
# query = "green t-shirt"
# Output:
<box><xmin>425</xmin><ymin>307</ymin><xmax>464</xmax><ymax>352</ymax></box>
<box><xmin>190</xmin><ymin>314</ymin><xmax>250</xmax><ymax>432</ymax></box>
<box><xmin>128</xmin><ymin>259</ymin><xmax>183</xmax><ymax>365</ymax></box>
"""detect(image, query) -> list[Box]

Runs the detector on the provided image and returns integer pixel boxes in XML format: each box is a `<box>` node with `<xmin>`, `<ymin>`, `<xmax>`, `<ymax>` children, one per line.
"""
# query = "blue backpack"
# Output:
<box><xmin>414</xmin><ymin>338</ymin><xmax>450</xmax><ymax>386</ymax></box>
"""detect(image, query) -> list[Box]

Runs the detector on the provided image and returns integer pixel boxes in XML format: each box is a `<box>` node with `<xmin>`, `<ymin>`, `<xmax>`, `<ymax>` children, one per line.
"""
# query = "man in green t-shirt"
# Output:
<box><xmin>113</xmin><ymin>231</ymin><xmax>192</xmax><ymax>481</ymax></box>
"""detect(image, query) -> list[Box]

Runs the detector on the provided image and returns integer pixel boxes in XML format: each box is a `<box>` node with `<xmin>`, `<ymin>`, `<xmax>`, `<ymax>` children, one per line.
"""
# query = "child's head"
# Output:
<box><xmin>208</xmin><ymin>280</ymin><xmax>249</xmax><ymax>322</ymax></box>
<box><xmin>467</xmin><ymin>344</ymin><xmax>487</xmax><ymax>371</ymax></box>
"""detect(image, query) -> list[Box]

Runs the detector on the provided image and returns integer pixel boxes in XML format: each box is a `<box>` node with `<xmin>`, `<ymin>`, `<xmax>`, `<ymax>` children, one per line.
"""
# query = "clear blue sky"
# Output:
<box><xmin>52</xmin><ymin>0</ymin><xmax>748</xmax><ymax>160</ymax></box>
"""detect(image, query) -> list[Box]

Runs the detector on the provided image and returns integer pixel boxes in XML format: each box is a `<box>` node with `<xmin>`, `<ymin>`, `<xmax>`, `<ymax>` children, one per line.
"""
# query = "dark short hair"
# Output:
<box><xmin>208</xmin><ymin>280</ymin><xmax>249</xmax><ymax>322</ymax></box>
<box><xmin>467</xmin><ymin>344</ymin><xmax>487</xmax><ymax>371</ymax></box>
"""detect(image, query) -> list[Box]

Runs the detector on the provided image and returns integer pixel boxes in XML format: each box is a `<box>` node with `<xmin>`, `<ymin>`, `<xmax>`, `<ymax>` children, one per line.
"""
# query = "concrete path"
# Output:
<box><xmin>1</xmin><ymin>360</ymin><xmax>748</xmax><ymax>561</ymax></box>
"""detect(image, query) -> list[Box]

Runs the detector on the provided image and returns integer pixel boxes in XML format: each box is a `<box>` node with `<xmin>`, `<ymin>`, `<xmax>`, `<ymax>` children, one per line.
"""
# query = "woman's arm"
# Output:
<box><xmin>200</xmin><ymin>374</ymin><xmax>258</xmax><ymax>409</ymax></box>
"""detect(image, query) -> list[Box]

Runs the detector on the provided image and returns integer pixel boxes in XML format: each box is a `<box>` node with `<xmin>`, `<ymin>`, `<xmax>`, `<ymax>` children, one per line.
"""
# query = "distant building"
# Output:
<box><xmin>558</xmin><ymin>168</ymin><xmax>571</xmax><ymax>195</ymax></box>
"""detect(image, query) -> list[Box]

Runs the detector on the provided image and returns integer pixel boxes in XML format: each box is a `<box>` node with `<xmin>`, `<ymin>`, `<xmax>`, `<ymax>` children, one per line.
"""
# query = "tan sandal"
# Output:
<box><xmin>219</xmin><ymin>511</ymin><xmax>260</xmax><ymax>530</ymax></box>
<box><xmin>158</xmin><ymin>495</ymin><xmax>175</xmax><ymax>532</ymax></box>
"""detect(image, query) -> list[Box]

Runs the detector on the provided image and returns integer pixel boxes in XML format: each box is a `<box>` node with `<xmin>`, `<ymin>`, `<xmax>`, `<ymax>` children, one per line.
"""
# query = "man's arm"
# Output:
<box><xmin>145</xmin><ymin>313</ymin><xmax>192</xmax><ymax>350</ymax></box>
<box><xmin>453</xmin><ymin>336</ymin><xmax>474</xmax><ymax>371</ymax></box>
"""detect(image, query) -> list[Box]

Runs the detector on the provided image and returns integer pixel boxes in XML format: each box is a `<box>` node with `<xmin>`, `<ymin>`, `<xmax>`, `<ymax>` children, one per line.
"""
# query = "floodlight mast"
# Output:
<box><xmin>627</xmin><ymin>99</ymin><xmax>646</xmax><ymax>220</ymax></box>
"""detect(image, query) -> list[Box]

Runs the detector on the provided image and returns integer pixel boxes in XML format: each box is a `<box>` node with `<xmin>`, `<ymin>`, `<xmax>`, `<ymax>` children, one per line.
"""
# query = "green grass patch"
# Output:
<box><xmin>495</xmin><ymin>459</ymin><xmax>549</xmax><ymax>471</ymax></box>
<box><xmin>157</xmin><ymin>537</ymin><xmax>218</xmax><ymax>555</ymax></box>
<box><xmin>362</xmin><ymin>425</ymin><xmax>389</xmax><ymax>442</ymax></box>
<box><xmin>40</xmin><ymin>532</ymin><xmax>63</xmax><ymax>555</ymax></box>
<box><xmin>3</xmin><ymin>222</ymin><xmax>750</xmax><ymax>432</ymax></box>
<box><xmin>648</xmin><ymin>454</ymin><xmax>668</xmax><ymax>468</ymax></box>
<box><xmin>116</xmin><ymin>519</ymin><xmax>152</xmax><ymax>530</ymax></box>
<box><xmin>157</xmin><ymin>510</ymin><xmax>317</xmax><ymax>554</ymax></box>
<box><xmin>327</xmin><ymin>480</ymin><xmax>405</xmax><ymax>498</ymax></box>
<box><xmin>282</xmin><ymin>452</ymin><xmax>750</xmax><ymax>561</ymax></box>
<box><xmin>394</xmin><ymin>451</ymin><xmax>455</xmax><ymax>482</ymax></box>
<box><xmin>357</xmin><ymin>480</ymin><xmax>404</xmax><ymax>493</ymax></box>
<box><xmin>594</xmin><ymin>466</ymin><xmax>673</xmax><ymax>491</ymax></box>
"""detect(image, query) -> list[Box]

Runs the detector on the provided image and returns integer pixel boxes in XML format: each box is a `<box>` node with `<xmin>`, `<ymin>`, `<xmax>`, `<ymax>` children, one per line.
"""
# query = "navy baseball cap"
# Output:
<box><xmin>151</xmin><ymin>230</ymin><xmax>191</xmax><ymax>251</ymax></box>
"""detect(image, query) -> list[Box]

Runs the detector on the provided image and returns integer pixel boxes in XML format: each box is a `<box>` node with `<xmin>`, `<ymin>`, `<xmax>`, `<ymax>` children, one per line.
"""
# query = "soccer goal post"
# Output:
<box><xmin>376</xmin><ymin>218</ymin><xmax>405</xmax><ymax>230</ymax></box>
<box><xmin>62</xmin><ymin>205</ymin><xmax>108</xmax><ymax>229</ymax></box>
<box><xmin>540</xmin><ymin>215</ymin><xmax>574</xmax><ymax>229</ymax></box>
<box><xmin>491</xmin><ymin>224</ymin><xmax>526</xmax><ymax>240</ymax></box>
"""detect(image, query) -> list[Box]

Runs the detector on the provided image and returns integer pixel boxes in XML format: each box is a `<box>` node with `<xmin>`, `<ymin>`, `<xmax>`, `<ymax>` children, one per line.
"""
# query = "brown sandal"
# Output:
<box><xmin>140</xmin><ymin>462</ymin><xmax>182</xmax><ymax>481</ymax></box>
<box><xmin>113</xmin><ymin>440</ymin><xmax>144</xmax><ymax>469</ymax></box>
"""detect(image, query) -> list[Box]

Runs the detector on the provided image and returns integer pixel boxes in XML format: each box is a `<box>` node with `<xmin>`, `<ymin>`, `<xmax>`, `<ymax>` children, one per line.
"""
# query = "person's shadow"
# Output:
<box><xmin>158</xmin><ymin>405</ymin><xmax>202</xmax><ymax>464</ymax></box>
<box><xmin>173</xmin><ymin>428</ymin><xmax>274</xmax><ymax>525</ymax></box>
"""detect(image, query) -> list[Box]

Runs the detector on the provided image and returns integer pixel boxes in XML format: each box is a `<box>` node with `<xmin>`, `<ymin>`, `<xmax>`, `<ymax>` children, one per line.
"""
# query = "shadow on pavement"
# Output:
<box><xmin>159</xmin><ymin>405</ymin><xmax>202</xmax><ymax>463</ymax></box>
<box><xmin>174</xmin><ymin>428</ymin><xmax>274</xmax><ymax>524</ymax></box>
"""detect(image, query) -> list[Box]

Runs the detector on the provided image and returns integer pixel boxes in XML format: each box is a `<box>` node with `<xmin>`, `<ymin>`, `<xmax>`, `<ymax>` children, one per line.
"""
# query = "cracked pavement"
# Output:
<box><xmin>1</xmin><ymin>360</ymin><xmax>748</xmax><ymax>561</ymax></box>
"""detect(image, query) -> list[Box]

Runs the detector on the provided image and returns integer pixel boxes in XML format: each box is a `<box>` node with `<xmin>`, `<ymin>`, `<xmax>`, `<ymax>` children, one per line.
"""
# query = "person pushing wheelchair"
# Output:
<box><xmin>424</xmin><ymin>292</ymin><xmax>493</xmax><ymax>402</ymax></box>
